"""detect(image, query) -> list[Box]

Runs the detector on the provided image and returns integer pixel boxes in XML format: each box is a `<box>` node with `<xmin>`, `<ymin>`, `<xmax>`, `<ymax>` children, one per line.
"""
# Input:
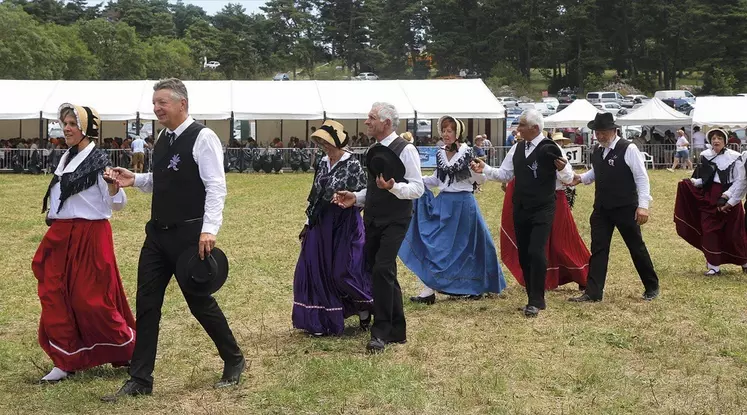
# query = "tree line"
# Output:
<box><xmin>1</xmin><ymin>0</ymin><xmax>746</xmax><ymax>95</ymax></box>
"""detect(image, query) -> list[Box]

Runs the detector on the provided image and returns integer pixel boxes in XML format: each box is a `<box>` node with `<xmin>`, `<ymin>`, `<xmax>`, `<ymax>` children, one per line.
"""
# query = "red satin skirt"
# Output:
<box><xmin>500</xmin><ymin>180</ymin><xmax>590</xmax><ymax>289</ymax></box>
<box><xmin>32</xmin><ymin>219</ymin><xmax>135</xmax><ymax>371</ymax></box>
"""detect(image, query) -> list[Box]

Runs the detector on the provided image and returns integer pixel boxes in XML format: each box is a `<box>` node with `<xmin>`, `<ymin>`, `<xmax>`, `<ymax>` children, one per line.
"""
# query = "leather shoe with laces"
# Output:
<box><xmin>409</xmin><ymin>294</ymin><xmax>435</xmax><ymax>305</ymax></box>
<box><xmin>101</xmin><ymin>379</ymin><xmax>152</xmax><ymax>402</ymax></box>
<box><xmin>215</xmin><ymin>357</ymin><xmax>245</xmax><ymax>388</ymax></box>
<box><xmin>366</xmin><ymin>337</ymin><xmax>406</xmax><ymax>353</ymax></box>
<box><xmin>642</xmin><ymin>288</ymin><xmax>659</xmax><ymax>301</ymax></box>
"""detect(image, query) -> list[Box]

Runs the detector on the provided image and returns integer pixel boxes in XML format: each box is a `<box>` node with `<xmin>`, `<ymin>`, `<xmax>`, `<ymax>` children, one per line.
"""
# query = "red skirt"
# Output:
<box><xmin>500</xmin><ymin>180</ymin><xmax>590</xmax><ymax>289</ymax></box>
<box><xmin>674</xmin><ymin>180</ymin><xmax>747</xmax><ymax>266</ymax></box>
<box><xmin>32</xmin><ymin>219</ymin><xmax>135</xmax><ymax>372</ymax></box>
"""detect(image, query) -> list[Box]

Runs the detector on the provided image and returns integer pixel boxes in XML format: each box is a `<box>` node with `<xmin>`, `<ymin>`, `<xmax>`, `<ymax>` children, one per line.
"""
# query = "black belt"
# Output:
<box><xmin>151</xmin><ymin>217</ymin><xmax>202</xmax><ymax>230</ymax></box>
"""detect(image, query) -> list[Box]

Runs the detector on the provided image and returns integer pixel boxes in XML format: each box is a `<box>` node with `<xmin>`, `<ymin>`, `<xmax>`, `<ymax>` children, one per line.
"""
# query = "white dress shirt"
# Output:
<box><xmin>423</xmin><ymin>143</ymin><xmax>486</xmax><ymax>192</ymax></box>
<box><xmin>699</xmin><ymin>148</ymin><xmax>746</xmax><ymax>206</ymax></box>
<box><xmin>482</xmin><ymin>133</ymin><xmax>575</xmax><ymax>185</ymax></box>
<box><xmin>48</xmin><ymin>142</ymin><xmax>127</xmax><ymax>220</ymax></box>
<box><xmin>579</xmin><ymin>137</ymin><xmax>652</xmax><ymax>209</ymax></box>
<box><xmin>354</xmin><ymin>131</ymin><xmax>425</xmax><ymax>206</ymax></box>
<box><xmin>692</xmin><ymin>131</ymin><xmax>707</xmax><ymax>149</ymax></box>
<box><xmin>133</xmin><ymin>116</ymin><xmax>227</xmax><ymax>235</ymax></box>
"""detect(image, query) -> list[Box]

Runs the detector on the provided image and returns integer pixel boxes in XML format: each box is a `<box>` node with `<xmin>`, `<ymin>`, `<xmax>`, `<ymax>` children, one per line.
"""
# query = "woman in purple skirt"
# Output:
<box><xmin>292</xmin><ymin>120</ymin><xmax>373</xmax><ymax>336</ymax></box>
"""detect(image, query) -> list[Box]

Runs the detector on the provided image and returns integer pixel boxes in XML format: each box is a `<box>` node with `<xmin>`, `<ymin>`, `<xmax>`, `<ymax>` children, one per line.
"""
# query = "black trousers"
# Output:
<box><xmin>129</xmin><ymin>221</ymin><xmax>243</xmax><ymax>387</ymax></box>
<box><xmin>513</xmin><ymin>202</ymin><xmax>555</xmax><ymax>309</ymax></box>
<box><xmin>364</xmin><ymin>216</ymin><xmax>411</xmax><ymax>343</ymax></box>
<box><xmin>586</xmin><ymin>205</ymin><xmax>659</xmax><ymax>299</ymax></box>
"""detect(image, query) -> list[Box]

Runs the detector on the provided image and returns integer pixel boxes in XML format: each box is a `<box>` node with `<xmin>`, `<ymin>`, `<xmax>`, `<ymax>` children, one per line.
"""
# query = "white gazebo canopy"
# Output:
<box><xmin>138</xmin><ymin>80</ymin><xmax>233</xmax><ymax>121</ymax></box>
<box><xmin>543</xmin><ymin>99</ymin><xmax>601</xmax><ymax>128</ymax></box>
<box><xmin>398</xmin><ymin>79</ymin><xmax>505</xmax><ymax>119</ymax></box>
<box><xmin>692</xmin><ymin>96</ymin><xmax>747</xmax><ymax>128</ymax></box>
<box><xmin>616</xmin><ymin>97</ymin><xmax>691</xmax><ymax>126</ymax></box>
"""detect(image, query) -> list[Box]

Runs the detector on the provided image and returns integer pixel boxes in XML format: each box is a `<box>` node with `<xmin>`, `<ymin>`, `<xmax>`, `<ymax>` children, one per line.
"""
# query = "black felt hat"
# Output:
<box><xmin>175</xmin><ymin>247</ymin><xmax>229</xmax><ymax>296</ymax></box>
<box><xmin>587</xmin><ymin>112</ymin><xmax>619</xmax><ymax>131</ymax></box>
<box><xmin>365</xmin><ymin>144</ymin><xmax>406</xmax><ymax>182</ymax></box>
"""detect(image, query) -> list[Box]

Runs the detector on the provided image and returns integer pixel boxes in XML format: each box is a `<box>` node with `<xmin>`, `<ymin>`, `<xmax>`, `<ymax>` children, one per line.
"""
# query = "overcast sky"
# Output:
<box><xmin>87</xmin><ymin>0</ymin><xmax>266</xmax><ymax>16</ymax></box>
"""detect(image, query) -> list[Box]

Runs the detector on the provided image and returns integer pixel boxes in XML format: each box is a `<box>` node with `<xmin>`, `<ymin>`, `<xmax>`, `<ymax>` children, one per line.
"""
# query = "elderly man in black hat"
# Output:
<box><xmin>102</xmin><ymin>78</ymin><xmax>244</xmax><ymax>401</ymax></box>
<box><xmin>471</xmin><ymin>109</ymin><xmax>573</xmax><ymax>317</ymax></box>
<box><xmin>333</xmin><ymin>102</ymin><xmax>424</xmax><ymax>353</ymax></box>
<box><xmin>569</xmin><ymin>112</ymin><xmax>659</xmax><ymax>303</ymax></box>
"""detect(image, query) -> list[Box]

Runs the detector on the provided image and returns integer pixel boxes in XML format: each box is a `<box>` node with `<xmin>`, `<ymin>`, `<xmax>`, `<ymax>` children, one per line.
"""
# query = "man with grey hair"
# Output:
<box><xmin>471</xmin><ymin>109</ymin><xmax>573</xmax><ymax>317</ymax></box>
<box><xmin>103</xmin><ymin>78</ymin><xmax>244</xmax><ymax>401</ymax></box>
<box><xmin>334</xmin><ymin>102</ymin><xmax>424</xmax><ymax>352</ymax></box>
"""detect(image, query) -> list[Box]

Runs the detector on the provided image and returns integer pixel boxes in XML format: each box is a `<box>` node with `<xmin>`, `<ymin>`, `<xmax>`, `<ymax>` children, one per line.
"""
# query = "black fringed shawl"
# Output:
<box><xmin>435</xmin><ymin>146</ymin><xmax>474</xmax><ymax>186</ymax></box>
<box><xmin>305</xmin><ymin>156</ymin><xmax>367</xmax><ymax>226</ymax></box>
<box><xmin>41</xmin><ymin>148</ymin><xmax>111</xmax><ymax>213</ymax></box>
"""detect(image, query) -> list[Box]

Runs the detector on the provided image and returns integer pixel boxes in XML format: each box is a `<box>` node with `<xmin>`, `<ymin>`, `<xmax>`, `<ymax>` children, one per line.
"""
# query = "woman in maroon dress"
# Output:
<box><xmin>34</xmin><ymin>103</ymin><xmax>135</xmax><ymax>382</ymax></box>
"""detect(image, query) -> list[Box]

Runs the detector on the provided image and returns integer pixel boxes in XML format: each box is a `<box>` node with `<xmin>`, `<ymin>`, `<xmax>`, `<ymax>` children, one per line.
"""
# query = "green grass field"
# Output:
<box><xmin>1</xmin><ymin>171</ymin><xmax>746</xmax><ymax>414</ymax></box>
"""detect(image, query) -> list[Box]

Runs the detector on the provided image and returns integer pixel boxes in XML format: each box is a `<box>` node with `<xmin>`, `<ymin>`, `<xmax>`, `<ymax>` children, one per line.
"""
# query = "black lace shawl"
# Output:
<box><xmin>305</xmin><ymin>156</ymin><xmax>366</xmax><ymax>226</ymax></box>
<box><xmin>435</xmin><ymin>146</ymin><xmax>474</xmax><ymax>186</ymax></box>
<box><xmin>41</xmin><ymin>148</ymin><xmax>111</xmax><ymax>213</ymax></box>
<box><xmin>693</xmin><ymin>149</ymin><xmax>738</xmax><ymax>190</ymax></box>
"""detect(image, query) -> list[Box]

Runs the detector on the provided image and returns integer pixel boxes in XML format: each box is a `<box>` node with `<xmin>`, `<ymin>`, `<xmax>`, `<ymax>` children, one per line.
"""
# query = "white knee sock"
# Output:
<box><xmin>418</xmin><ymin>286</ymin><xmax>435</xmax><ymax>297</ymax></box>
<box><xmin>707</xmin><ymin>262</ymin><xmax>720</xmax><ymax>272</ymax></box>
<box><xmin>41</xmin><ymin>367</ymin><xmax>69</xmax><ymax>381</ymax></box>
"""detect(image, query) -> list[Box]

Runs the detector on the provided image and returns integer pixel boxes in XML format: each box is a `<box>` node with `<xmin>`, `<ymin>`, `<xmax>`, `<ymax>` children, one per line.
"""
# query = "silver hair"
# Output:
<box><xmin>59</xmin><ymin>107</ymin><xmax>76</xmax><ymax>123</ymax></box>
<box><xmin>371</xmin><ymin>102</ymin><xmax>400</xmax><ymax>131</ymax></box>
<box><xmin>154</xmin><ymin>78</ymin><xmax>189</xmax><ymax>106</ymax></box>
<box><xmin>521</xmin><ymin>108</ymin><xmax>544</xmax><ymax>131</ymax></box>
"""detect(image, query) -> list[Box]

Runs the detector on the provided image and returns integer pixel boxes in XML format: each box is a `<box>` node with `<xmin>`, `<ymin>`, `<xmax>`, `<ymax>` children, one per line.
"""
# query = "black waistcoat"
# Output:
<box><xmin>151</xmin><ymin>122</ymin><xmax>206</xmax><ymax>224</ymax></box>
<box><xmin>590</xmin><ymin>139</ymin><xmax>638</xmax><ymax>209</ymax></box>
<box><xmin>512</xmin><ymin>139</ymin><xmax>558</xmax><ymax>209</ymax></box>
<box><xmin>364</xmin><ymin>137</ymin><xmax>413</xmax><ymax>222</ymax></box>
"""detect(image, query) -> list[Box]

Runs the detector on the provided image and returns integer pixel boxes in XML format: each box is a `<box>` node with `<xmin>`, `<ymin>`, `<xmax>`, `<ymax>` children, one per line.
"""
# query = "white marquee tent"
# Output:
<box><xmin>616</xmin><ymin>97</ymin><xmax>692</xmax><ymax>126</ymax></box>
<box><xmin>692</xmin><ymin>96</ymin><xmax>747</xmax><ymax>128</ymax></box>
<box><xmin>543</xmin><ymin>99</ymin><xmax>601</xmax><ymax>128</ymax></box>
<box><xmin>0</xmin><ymin>79</ymin><xmax>505</xmax><ymax>121</ymax></box>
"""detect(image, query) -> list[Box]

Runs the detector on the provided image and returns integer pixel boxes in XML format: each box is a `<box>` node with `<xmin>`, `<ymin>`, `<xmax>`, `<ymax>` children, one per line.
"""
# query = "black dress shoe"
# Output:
<box><xmin>464</xmin><ymin>294</ymin><xmax>483</xmax><ymax>300</ymax></box>
<box><xmin>366</xmin><ymin>337</ymin><xmax>406</xmax><ymax>353</ymax></box>
<box><xmin>642</xmin><ymin>288</ymin><xmax>659</xmax><ymax>301</ymax></box>
<box><xmin>409</xmin><ymin>294</ymin><xmax>435</xmax><ymax>305</ymax></box>
<box><xmin>522</xmin><ymin>305</ymin><xmax>540</xmax><ymax>317</ymax></box>
<box><xmin>215</xmin><ymin>357</ymin><xmax>245</xmax><ymax>388</ymax></box>
<box><xmin>568</xmin><ymin>293</ymin><xmax>601</xmax><ymax>303</ymax></box>
<box><xmin>101</xmin><ymin>379</ymin><xmax>152</xmax><ymax>402</ymax></box>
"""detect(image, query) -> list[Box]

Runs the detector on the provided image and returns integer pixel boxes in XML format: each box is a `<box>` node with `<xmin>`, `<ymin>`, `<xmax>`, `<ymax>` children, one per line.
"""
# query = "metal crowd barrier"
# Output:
<box><xmin>2</xmin><ymin>145</ymin><xmax>744</xmax><ymax>174</ymax></box>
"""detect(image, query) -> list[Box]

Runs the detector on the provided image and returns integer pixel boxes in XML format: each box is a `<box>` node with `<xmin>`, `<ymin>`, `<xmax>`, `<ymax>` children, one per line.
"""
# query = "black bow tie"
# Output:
<box><xmin>166</xmin><ymin>132</ymin><xmax>176</xmax><ymax>145</ymax></box>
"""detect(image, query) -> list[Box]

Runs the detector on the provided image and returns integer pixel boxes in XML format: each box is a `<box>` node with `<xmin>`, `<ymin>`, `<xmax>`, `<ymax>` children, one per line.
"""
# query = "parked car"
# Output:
<box><xmin>203</xmin><ymin>57</ymin><xmax>220</xmax><ymax>69</ymax></box>
<box><xmin>555</xmin><ymin>103</ymin><xmax>570</xmax><ymax>113</ymax></box>
<box><xmin>273</xmin><ymin>72</ymin><xmax>290</xmax><ymax>81</ymax></box>
<box><xmin>533</xmin><ymin>102</ymin><xmax>556</xmax><ymax>117</ymax></box>
<box><xmin>593</xmin><ymin>102</ymin><xmax>624</xmax><ymax>116</ymax></box>
<box><xmin>356</xmin><ymin>72</ymin><xmax>379</xmax><ymax>80</ymax></box>
<box><xmin>655</xmin><ymin>90</ymin><xmax>695</xmax><ymax>104</ymax></box>
<box><xmin>587</xmin><ymin>91</ymin><xmax>624</xmax><ymax>104</ymax></box>
<box><xmin>542</xmin><ymin>97</ymin><xmax>560</xmax><ymax>107</ymax></box>
<box><xmin>406</xmin><ymin>119</ymin><xmax>432</xmax><ymax>137</ymax></box>
<box><xmin>661</xmin><ymin>98</ymin><xmax>694</xmax><ymax>115</ymax></box>
<box><xmin>621</xmin><ymin>94</ymin><xmax>649</xmax><ymax>108</ymax></box>
<box><xmin>497</xmin><ymin>96</ymin><xmax>519</xmax><ymax>108</ymax></box>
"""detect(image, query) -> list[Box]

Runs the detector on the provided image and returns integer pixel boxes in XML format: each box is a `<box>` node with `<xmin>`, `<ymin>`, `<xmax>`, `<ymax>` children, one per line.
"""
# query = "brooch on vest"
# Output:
<box><xmin>528</xmin><ymin>161</ymin><xmax>538</xmax><ymax>178</ymax></box>
<box><xmin>168</xmin><ymin>154</ymin><xmax>181</xmax><ymax>171</ymax></box>
<box><xmin>608</xmin><ymin>154</ymin><xmax>618</xmax><ymax>166</ymax></box>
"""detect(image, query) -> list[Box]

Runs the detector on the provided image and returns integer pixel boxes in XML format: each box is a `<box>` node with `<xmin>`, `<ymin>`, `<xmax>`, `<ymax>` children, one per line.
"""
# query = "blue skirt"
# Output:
<box><xmin>398</xmin><ymin>189</ymin><xmax>506</xmax><ymax>295</ymax></box>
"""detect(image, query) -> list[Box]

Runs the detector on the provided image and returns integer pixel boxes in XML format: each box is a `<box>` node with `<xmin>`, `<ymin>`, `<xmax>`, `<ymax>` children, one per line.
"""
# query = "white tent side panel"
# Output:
<box><xmin>232</xmin><ymin>81</ymin><xmax>324</xmax><ymax>121</ymax></box>
<box><xmin>616</xmin><ymin>97</ymin><xmax>691</xmax><ymax>126</ymax></box>
<box><xmin>399</xmin><ymin>79</ymin><xmax>505</xmax><ymax>119</ymax></box>
<box><xmin>0</xmin><ymin>80</ymin><xmax>59</xmax><ymax>120</ymax></box>
<box><xmin>42</xmin><ymin>80</ymin><xmax>148</xmax><ymax>121</ymax></box>
<box><xmin>692</xmin><ymin>97</ymin><xmax>747</xmax><ymax>128</ymax></box>
<box><xmin>316</xmin><ymin>80</ymin><xmax>415</xmax><ymax>119</ymax></box>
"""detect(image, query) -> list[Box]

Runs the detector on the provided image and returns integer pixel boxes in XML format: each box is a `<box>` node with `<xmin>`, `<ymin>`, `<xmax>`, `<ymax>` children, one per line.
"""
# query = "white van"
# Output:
<box><xmin>654</xmin><ymin>90</ymin><xmax>695</xmax><ymax>103</ymax></box>
<box><xmin>586</xmin><ymin>91</ymin><xmax>624</xmax><ymax>104</ymax></box>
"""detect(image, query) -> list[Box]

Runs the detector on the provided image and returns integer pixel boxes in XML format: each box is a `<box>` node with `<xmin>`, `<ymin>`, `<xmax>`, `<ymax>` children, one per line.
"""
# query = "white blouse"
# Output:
<box><xmin>47</xmin><ymin>142</ymin><xmax>127</xmax><ymax>220</ymax></box>
<box><xmin>695</xmin><ymin>148</ymin><xmax>746</xmax><ymax>206</ymax></box>
<box><xmin>422</xmin><ymin>144</ymin><xmax>486</xmax><ymax>192</ymax></box>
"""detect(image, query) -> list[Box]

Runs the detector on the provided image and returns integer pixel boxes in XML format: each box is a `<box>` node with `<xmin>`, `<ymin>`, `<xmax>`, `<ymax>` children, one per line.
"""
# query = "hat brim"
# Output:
<box><xmin>365</xmin><ymin>145</ymin><xmax>406</xmax><ymax>182</ymax></box>
<box><xmin>175</xmin><ymin>247</ymin><xmax>229</xmax><ymax>296</ymax></box>
<box><xmin>310</xmin><ymin>130</ymin><xmax>335</xmax><ymax>147</ymax></box>
<box><xmin>706</xmin><ymin>128</ymin><xmax>728</xmax><ymax>142</ymax></box>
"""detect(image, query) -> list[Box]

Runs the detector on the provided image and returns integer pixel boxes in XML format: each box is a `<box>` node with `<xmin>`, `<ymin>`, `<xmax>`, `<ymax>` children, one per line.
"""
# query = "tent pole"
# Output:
<box><xmin>280</xmin><ymin>119</ymin><xmax>284</xmax><ymax>143</ymax></box>
<box><xmin>19</xmin><ymin>119</ymin><xmax>22</xmax><ymax>139</ymax></box>
<box><xmin>230</xmin><ymin>112</ymin><xmax>235</xmax><ymax>141</ymax></box>
<box><xmin>136</xmin><ymin>112</ymin><xmax>141</xmax><ymax>135</ymax></box>
<box><xmin>39</xmin><ymin>111</ymin><xmax>43</xmax><ymax>139</ymax></box>
<box><xmin>255</xmin><ymin>120</ymin><xmax>259</xmax><ymax>145</ymax></box>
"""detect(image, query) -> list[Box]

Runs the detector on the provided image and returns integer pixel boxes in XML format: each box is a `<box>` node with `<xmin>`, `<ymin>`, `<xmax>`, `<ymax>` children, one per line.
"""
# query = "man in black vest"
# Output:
<box><xmin>471</xmin><ymin>109</ymin><xmax>573</xmax><ymax>317</ymax></box>
<box><xmin>103</xmin><ymin>78</ymin><xmax>244</xmax><ymax>401</ymax></box>
<box><xmin>334</xmin><ymin>102</ymin><xmax>424</xmax><ymax>352</ymax></box>
<box><xmin>569</xmin><ymin>112</ymin><xmax>659</xmax><ymax>303</ymax></box>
